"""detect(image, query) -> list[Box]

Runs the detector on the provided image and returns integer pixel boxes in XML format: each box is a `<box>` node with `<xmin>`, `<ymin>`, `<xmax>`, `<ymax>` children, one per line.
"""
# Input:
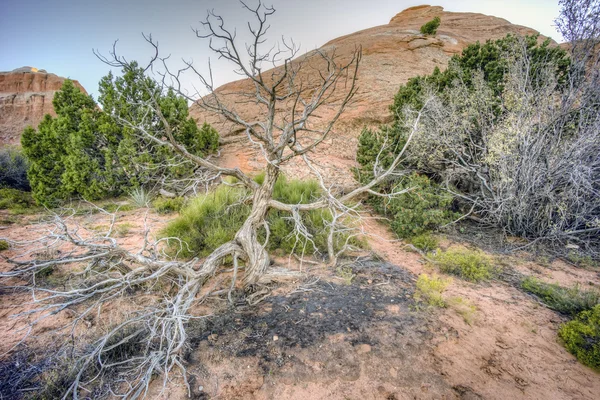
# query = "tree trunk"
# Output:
<box><xmin>235</xmin><ymin>163</ymin><xmax>279</xmax><ymax>284</ymax></box>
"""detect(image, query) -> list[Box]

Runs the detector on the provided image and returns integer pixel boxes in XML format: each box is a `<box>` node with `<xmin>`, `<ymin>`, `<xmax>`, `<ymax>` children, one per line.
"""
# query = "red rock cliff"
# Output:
<box><xmin>0</xmin><ymin>67</ymin><xmax>87</xmax><ymax>146</ymax></box>
<box><xmin>189</xmin><ymin>5</ymin><xmax>546</xmax><ymax>185</ymax></box>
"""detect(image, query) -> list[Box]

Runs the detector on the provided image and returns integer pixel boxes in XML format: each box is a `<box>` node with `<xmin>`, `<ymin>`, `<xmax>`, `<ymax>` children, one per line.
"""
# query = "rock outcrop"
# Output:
<box><xmin>190</xmin><ymin>5</ymin><xmax>544</xmax><ymax>185</ymax></box>
<box><xmin>0</xmin><ymin>67</ymin><xmax>86</xmax><ymax>146</ymax></box>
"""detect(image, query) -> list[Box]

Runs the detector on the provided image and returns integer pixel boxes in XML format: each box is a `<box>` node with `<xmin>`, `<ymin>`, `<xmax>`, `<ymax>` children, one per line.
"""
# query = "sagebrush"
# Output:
<box><xmin>356</xmin><ymin>32</ymin><xmax>600</xmax><ymax>256</ymax></box>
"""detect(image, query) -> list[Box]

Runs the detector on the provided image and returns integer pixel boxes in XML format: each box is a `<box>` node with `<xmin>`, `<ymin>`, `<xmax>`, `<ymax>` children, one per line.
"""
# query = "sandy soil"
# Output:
<box><xmin>0</xmin><ymin>207</ymin><xmax>599</xmax><ymax>399</ymax></box>
<box><xmin>366</xmin><ymin>215</ymin><xmax>600</xmax><ymax>400</ymax></box>
<box><xmin>0</xmin><ymin>207</ymin><xmax>172</xmax><ymax>355</ymax></box>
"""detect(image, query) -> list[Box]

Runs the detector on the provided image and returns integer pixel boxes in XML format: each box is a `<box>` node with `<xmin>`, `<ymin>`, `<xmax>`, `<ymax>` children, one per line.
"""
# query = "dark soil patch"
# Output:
<box><xmin>190</xmin><ymin>259</ymin><xmax>418</xmax><ymax>356</ymax></box>
<box><xmin>185</xmin><ymin>259</ymin><xmax>458</xmax><ymax>399</ymax></box>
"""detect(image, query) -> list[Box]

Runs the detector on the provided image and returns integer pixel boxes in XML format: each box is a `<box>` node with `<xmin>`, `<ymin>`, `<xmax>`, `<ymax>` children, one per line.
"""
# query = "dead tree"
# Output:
<box><xmin>95</xmin><ymin>1</ymin><xmax>426</xmax><ymax>281</ymax></box>
<box><xmin>0</xmin><ymin>2</ymin><xmax>427</xmax><ymax>398</ymax></box>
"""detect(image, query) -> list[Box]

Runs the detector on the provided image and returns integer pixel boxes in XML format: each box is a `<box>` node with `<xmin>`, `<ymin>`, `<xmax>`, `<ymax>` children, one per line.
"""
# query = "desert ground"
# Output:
<box><xmin>1</xmin><ymin>205</ymin><xmax>598</xmax><ymax>400</ymax></box>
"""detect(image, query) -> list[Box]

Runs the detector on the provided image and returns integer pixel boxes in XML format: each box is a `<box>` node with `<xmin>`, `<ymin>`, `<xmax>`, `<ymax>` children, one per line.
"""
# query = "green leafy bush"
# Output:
<box><xmin>409</xmin><ymin>232</ymin><xmax>439</xmax><ymax>252</ymax></box>
<box><xmin>0</xmin><ymin>148</ymin><xmax>30</xmax><ymax>191</ymax></box>
<box><xmin>0</xmin><ymin>240</ymin><xmax>9</xmax><ymax>251</ymax></box>
<box><xmin>420</xmin><ymin>16</ymin><xmax>441</xmax><ymax>35</ymax></box>
<box><xmin>161</xmin><ymin>175</ymin><xmax>351</xmax><ymax>258</ymax></box>
<box><xmin>373</xmin><ymin>173</ymin><xmax>458</xmax><ymax>238</ymax></box>
<box><xmin>152</xmin><ymin>197</ymin><xmax>185</xmax><ymax>214</ymax></box>
<box><xmin>521</xmin><ymin>277</ymin><xmax>600</xmax><ymax>316</ymax></box>
<box><xmin>414</xmin><ymin>273</ymin><xmax>451</xmax><ymax>307</ymax></box>
<box><xmin>431</xmin><ymin>248</ymin><xmax>496</xmax><ymax>282</ymax></box>
<box><xmin>559</xmin><ymin>305</ymin><xmax>600</xmax><ymax>371</ymax></box>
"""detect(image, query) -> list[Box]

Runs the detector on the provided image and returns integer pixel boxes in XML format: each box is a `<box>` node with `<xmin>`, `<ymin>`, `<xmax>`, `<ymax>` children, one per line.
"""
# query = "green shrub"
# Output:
<box><xmin>414</xmin><ymin>273</ymin><xmax>451</xmax><ymax>307</ymax></box>
<box><xmin>521</xmin><ymin>277</ymin><xmax>600</xmax><ymax>316</ymax></box>
<box><xmin>0</xmin><ymin>188</ymin><xmax>36</xmax><ymax>211</ymax></box>
<box><xmin>0</xmin><ymin>147</ymin><xmax>30</xmax><ymax>191</ymax></box>
<box><xmin>0</xmin><ymin>240</ymin><xmax>9</xmax><ymax>251</ymax></box>
<box><xmin>152</xmin><ymin>197</ymin><xmax>185</xmax><ymax>214</ymax></box>
<box><xmin>409</xmin><ymin>232</ymin><xmax>439</xmax><ymax>252</ymax></box>
<box><xmin>162</xmin><ymin>175</ymin><xmax>353</xmax><ymax>258</ymax></box>
<box><xmin>420</xmin><ymin>16</ymin><xmax>441</xmax><ymax>35</ymax></box>
<box><xmin>22</xmin><ymin>67</ymin><xmax>220</xmax><ymax>206</ymax></box>
<box><xmin>559</xmin><ymin>305</ymin><xmax>600</xmax><ymax>371</ymax></box>
<box><xmin>431</xmin><ymin>248</ymin><xmax>495</xmax><ymax>282</ymax></box>
<box><xmin>373</xmin><ymin>173</ymin><xmax>458</xmax><ymax>238</ymax></box>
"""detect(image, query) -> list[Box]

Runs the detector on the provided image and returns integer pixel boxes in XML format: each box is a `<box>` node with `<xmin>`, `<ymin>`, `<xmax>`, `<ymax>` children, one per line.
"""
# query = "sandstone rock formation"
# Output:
<box><xmin>190</xmin><ymin>5</ymin><xmax>544</xmax><ymax>186</ymax></box>
<box><xmin>0</xmin><ymin>67</ymin><xmax>86</xmax><ymax>146</ymax></box>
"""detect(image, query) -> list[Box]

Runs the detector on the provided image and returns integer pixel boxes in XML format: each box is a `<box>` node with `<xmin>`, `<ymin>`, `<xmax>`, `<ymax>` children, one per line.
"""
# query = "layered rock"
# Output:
<box><xmin>0</xmin><ymin>67</ymin><xmax>86</xmax><ymax>146</ymax></box>
<box><xmin>190</xmin><ymin>5</ymin><xmax>544</xmax><ymax>185</ymax></box>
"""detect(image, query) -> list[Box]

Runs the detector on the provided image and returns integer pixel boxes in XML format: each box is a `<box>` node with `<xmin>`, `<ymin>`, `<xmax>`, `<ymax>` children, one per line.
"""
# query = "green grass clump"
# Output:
<box><xmin>128</xmin><ymin>187</ymin><xmax>152</xmax><ymax>208</ymax></box>
<box><xmin>152</xmin><ymin>197</ymin><xmax>185</xmax><ymax>214</ymax></box>
<box><xmin>447</xmin><ymin>296</ymin><xmax>477</xmax><ymax>325</ymax></box>
<box><xmin>409</xmin><ymin>232</ymin><xmax>439</xmax><ymax>252</ymax></box>
<box><xmin>336</xmin><ymin>265</ymin><xmax>356</xmax><ymax>285</ymax></box>
<box><xmin>114</xmin><ymin>223</ymin><xmax>135</xmax><ymax>238</ymax></box>
<box><xmin>521</xmin><ymin>277</ymin><xmax>600</xmax><ymax>316</ymax></box>
<box><xmin>0</xmin><ymin>188</ymin><xmax>36</xmax><ymax>212</ymax></box>
<box><xmin>0</xmin><ymin>240</ymin><xmax>9</xmax><ymax>251</ymax></box>
<box><xmin>559</xmin><ymin>304</ymin><xmax>600</xmax><ymax>371</ymax></box>
<box><xmin>162</xmin><ymin>185</ymin><xmax>247</xmax><ymax>257</ymax></box>
<box><xmin>431</xmin><ymin>248</ymin><xmax>495</xmax><ymax>282</ymax></box>
<box><xmin>161</xmin><ymin>175</ymin><xmax>352</xmax><ymax>258</ymax></box>
<box><xmin>567</xmin><ymin>251</ymin><xmax>599</xmax><ymax>269</ymax></box>
<box><xmin>414</xmin><ymin>273</ymin><xmax>452</xmax><ymax>307</ymax></box>
<box><xmin>35</xmin><ymin>265</ymin><xmax>56</xmax><ymax>279</ymax></box>
<box><xmin>102</xmin><ymin>202</ymin><xmax>136</xmax><ymax>213</ymax></box>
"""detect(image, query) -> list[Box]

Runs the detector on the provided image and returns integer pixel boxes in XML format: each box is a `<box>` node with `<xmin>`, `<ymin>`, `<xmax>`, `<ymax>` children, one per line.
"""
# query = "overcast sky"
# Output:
<box><xmin>0</xmin><ymin>0</ymin><xmax>561</xmax><ymax>98</ymax></box>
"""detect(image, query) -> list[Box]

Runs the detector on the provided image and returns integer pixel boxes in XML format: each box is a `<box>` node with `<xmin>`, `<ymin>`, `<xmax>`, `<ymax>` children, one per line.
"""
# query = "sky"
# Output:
<box><xmin>0</xmin><ymin>0</ymin><xmax>561</xmax><ymax>98</ymax></box>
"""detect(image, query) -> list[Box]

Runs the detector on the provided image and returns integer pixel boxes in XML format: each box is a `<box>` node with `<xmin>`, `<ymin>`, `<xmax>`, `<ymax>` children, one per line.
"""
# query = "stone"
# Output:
<box><xmin>356</xmin><ymin>343</ymin><xmax>372</xmax><ymax>354</ymax></box>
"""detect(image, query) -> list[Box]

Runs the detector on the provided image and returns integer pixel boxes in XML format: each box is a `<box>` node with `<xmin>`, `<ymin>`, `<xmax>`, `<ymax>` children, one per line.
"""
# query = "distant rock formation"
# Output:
<box><xmin>0</xmin><ymin>67</ymin><xmax>86</xmax><ymax>146</ymax></box>
<box><xmin>190</xmin><ymin>5</ymin><xmax>545</xmax><ymax>185</ymax></box>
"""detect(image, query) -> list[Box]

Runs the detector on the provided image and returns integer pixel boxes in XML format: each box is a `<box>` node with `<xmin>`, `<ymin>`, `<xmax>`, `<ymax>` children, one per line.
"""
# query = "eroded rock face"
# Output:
<box><xmin>0</xmin><ymin>67</ymin><xmax>86</xmax><ymax>146</ymax></box>
<box><xmin>190</xmin><ymin>5</ymin><xmax>543</xmax><ymax>186</ymax></box>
